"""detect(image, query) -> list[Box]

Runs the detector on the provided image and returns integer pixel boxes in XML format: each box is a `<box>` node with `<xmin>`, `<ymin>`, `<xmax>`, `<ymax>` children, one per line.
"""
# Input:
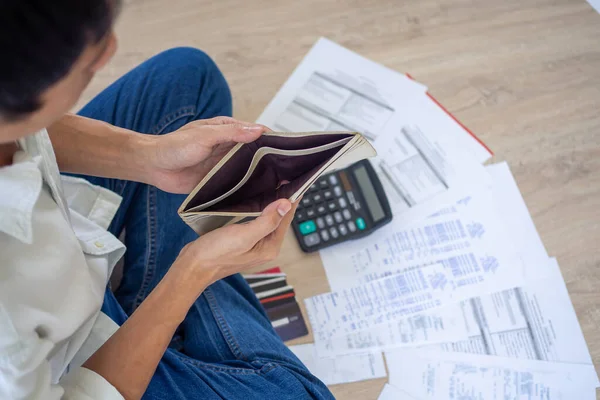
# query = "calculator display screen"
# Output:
<box><xmin>353</xmin><ymin>166</ymin><xmax>385</xmax><ymax>222</ymax></box>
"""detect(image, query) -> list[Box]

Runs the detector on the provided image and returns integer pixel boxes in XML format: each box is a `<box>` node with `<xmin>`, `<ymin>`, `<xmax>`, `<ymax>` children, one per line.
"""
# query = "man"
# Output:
<box><xmin>0</xmin><ymin>1</ymin><xmax>334</xmax><ymax>399</ymax></box>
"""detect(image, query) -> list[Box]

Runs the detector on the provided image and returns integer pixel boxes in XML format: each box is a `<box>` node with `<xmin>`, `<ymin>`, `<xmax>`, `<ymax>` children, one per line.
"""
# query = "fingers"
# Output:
<box><xmin>239</xmin><ymin>199</ymin><xmax>292</xmax><ymax>248</ymax></box>
<box><xmin>193</xmin><ymin>117</ymin><xmax>271</xmax><ymax>144</ymax></box>
<box><xmin>204</xmin><ymin>116</ymin><xmax>272</xmax><ymax>133</ymax></box>
<box><xmin>267</xmin><ymin>199</ymin><xmax>298</xmax><ymax>245</ymax></box>
<box><xmin>247</xmin><ymin>199</ymin><xmax>298</xmax><ymax>264</ymax></box>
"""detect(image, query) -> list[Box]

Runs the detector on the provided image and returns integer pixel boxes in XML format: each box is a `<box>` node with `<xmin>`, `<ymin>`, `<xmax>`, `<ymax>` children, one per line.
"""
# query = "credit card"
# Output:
<box><xmin>267</xmin><ymin>301</ymin><xmax>309</xmax><ymax>342</ymax></box>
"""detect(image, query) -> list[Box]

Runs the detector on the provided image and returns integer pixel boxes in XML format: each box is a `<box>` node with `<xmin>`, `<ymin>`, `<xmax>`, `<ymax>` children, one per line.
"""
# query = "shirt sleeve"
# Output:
<box><xmin>61</xmin><ymin>367</ymin><xmax>125</xmax><ymax>400</ymax></box>
<box><xmin>0</xmin><ymin>308</ymin><xmax>123</xmax><ymax>400</ymax></box>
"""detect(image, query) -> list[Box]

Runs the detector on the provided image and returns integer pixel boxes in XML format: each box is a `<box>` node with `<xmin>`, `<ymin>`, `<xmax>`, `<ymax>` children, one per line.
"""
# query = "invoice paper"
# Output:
<box><xmin>257</xmin><ymin>37</ymin><xmax>426</xmax><ymax>138</ymax></box>
<box><xmin>313</xmin><ymin>306</ymin><xmax>469</xmax><ymax>357</ymax></box>
<box><xmin>257</xmin><ymin>37</ymin><xmax>492</xmax><ymax>223</ymax></box>
<box><xmin>385</xmin><ymin>349</ymin><xmax>598</xmax><ymax>400</ymax></box>
<box><xmin>422</xmin><ymin>258</ymin><xmax>597</xmax><ymax>375</ymax></box>
<box><xmin>372</xmin><ymin>106</ymin><xmax>491</xmax><ymax>220</ymax></box>
<box><xmin>287</xmin><ymin>343</ymin><xmax>386</xmax><ymax>385</ymax></box>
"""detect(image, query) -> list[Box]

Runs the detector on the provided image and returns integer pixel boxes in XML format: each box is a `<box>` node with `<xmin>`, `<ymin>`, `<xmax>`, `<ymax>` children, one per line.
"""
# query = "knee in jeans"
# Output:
<box><xmin>150</xmin><ymin>47</ymin><xmax>229</xmax><ymax>94</ymax></box>
<box><xmin>154</xmin><ymin>47</ymin><xmax>215</xmax><ymax>71</ymax></box>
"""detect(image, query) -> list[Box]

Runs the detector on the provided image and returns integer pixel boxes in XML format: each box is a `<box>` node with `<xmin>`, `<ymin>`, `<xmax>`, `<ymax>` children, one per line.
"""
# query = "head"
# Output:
<box><xmin>0</xmin><ymin>0</ymin><xmax>121</xmax><ymax>143</ymax></box>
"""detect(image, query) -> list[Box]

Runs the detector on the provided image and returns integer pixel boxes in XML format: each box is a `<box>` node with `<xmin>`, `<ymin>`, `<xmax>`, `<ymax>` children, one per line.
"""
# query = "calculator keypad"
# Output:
<box><xmin>295</xmin><ymin>173</ymin><xmax>369</xmax><ymax>249</ymax></box>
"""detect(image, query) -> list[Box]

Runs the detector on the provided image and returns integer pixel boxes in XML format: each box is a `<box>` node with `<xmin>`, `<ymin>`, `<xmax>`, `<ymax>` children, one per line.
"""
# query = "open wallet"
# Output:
<box><xmin>178</xmin><ymin>131</ymin><xmax>376</xmax><ymax>235</ymax></box>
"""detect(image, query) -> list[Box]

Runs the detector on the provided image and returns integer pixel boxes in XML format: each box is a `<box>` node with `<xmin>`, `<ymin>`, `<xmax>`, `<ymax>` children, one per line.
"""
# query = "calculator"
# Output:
<box><xmin>292</xmin><ymin>159</ymin><xmax>393</xmax><ymax>252</ymax></box>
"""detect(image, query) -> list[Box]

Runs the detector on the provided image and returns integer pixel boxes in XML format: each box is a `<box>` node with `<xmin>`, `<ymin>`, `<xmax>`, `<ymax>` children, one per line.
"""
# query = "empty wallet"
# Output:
<box><xmin>178</xmin><ymin>131</ymin><xmax>376</xmax><ymax>235</ymax></box>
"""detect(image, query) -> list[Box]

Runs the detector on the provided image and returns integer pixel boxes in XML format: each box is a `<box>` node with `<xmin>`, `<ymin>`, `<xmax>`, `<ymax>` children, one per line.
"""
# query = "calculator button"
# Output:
<box><xmin>319</xmin><ymin>180</ymin><xmax>329</xmax><ymax>189</ymax></box>
<box><xmin>316</xmin><ymin>217</ymin><xmax>325</xmax><ymax>229</ymax></box>
<box><xmin>329</xmin><ymin>175</ymin><xmax>339</xmax><ymax>185</ymax></box>
<box><xmin>338</xmin><ymin>198</ymin><xmax>347</xmax><ymax>208</ymax></box>
<box><xmin>316</xmin><ymin>205</ymin><xmax>327</xmax><ymax>215</ymax></box>
<box><xmin>301</xmin><ymin>197</ymin><xmax>312</xmax><ymax>207</ymax></box>
<box><xmin>329</xmin><ymin>226</ymin><xmax>339</xmax><ymax>239</ymax></box>
<box><xmin>339</xmin><ymin>224</ymin><xmax>348</xmax><ymax>236</ymax></box>
<box><xmin>299</xmin><ymin>220</ymin><xmax>317</xmax><ymax>235</ymax></box>
<box><xmin>320</xmin><ymin>230</ymin><xmax>330</xmax><ymax>242</ymax></box>
<box><xmin>325</xmin><ymin>215</ymin><xmax>334</xmax><ymax>226</ymax></box>
<box><xmin>327</xmin><ymin>202</ymin><xmax>337</xmax><ymax>211</ymax></box>
<box><xmin>303</xmin><ymin>232</ymin><xmax>321</xmax><ymax>247</ymax></box>
<box><xmin>356</xmin><ymin>217</ymin><xmax>367</xmax><ymax>231</ymax></box>
<box><xmin>323</xmin><ymin>190</ymin><xmax>333</xmax><ymax>200</ymax></box>
<box><xmin>334</xmin><ymin>211</ymin><xmax>343</xmax><ymax>223</ymax></box>
<box><xmin>306</xmin><ymin>208</ymin><xmax>316</xmax><ymax>218</ymax></box>
<box><xmin>295</xmin><ymin>211</ymin><xmax>305</xmax><ymax>221</ymax></box>
<box><xmin>342</xmin><ymin>209</ymin><xmax>352</xmax><ymax>220</ymax></box>
<box><xmin>333</xmin><ymin>186</ymin><xmax>343</xmax><ymax>197</ymax></box>
<box><xmin>312</xmin><ymin>193</ymin><xmax>323</xmax><ymax>203</ymax></box>
<box><xmin>347</xmin><ymin>221</ymin><xmax>357</xmax><ymax>233</ymax></box>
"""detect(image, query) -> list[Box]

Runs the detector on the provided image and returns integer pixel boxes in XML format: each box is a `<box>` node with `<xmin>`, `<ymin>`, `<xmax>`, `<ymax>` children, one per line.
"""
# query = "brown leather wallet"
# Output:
<box><xmin>178</xmin><ymin>131</ymin><xmax>376</xmax><ymax>235</ymax></box>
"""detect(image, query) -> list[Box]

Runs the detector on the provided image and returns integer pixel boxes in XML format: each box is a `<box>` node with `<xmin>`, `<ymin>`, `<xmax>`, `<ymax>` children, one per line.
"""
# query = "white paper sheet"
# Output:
<box><xmin>305</xmin><ymin>253</ymin><xmax>524</xmax><ymax>346</ymax></box>
<box><xmin>258</xmin><ymin>37</ymin><xmax>426</xmax><ymax>138</ymax></box>
<box><xmin>257</xmin><ymin>37</ymin><xmax>493</xmax><ymax>223</ymax></box>
<box><xmin>385</xmin><ymin>349</ymin><xmax>598</xmax><ymax>400</ymax></box>
<box><xmin>587</xmin><ymin>0</ymin><xmax>600</xmax><ymax>14</ymax></box>
<box><xmin>421</xmin><ymin>258</ymin><xmax>597</xmax><ymax>380</ymax></box>
<box><xmin>404</xmin><ymin>93</ymin><xmax>493</xmax><ymax>165</ymax></box>
<box><xmin>487</xmin><ymin>162</ymin><xmax>549</xmax><ymax>279</ymax></box>
<box><xmin>371</xmin><ymin>106</ymin><xmax>491</xmax><ymax>222</ymax></box>
<box><xmin>288</xmin><ymin>343</ymin><xmax>386</xmax><ymax>385</ymax></box>
<box><xmin>378</xmin><ymin>383</ymin><xmax>420</xmax><ymax>400</ymax></box>
<box><xmin>320</xmin><ymin>181</ymin><xmax>523</xmax><ymax>292</ymax></box>
<box><xmin>313</xmin><ymin>305</ymin><xmax>469</xmax><ymax>357</ymax></box>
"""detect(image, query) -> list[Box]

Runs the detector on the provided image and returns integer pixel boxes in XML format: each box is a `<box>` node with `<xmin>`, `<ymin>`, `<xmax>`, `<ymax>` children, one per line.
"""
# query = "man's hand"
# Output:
<box><xmin>171</xmin><ymin>198</ymin><xmax>298</xmax><ymax>287</ymax></box>
<box><xmin>143</xmin><ymin>116</ymin><xmax>269</xmax><ymax>194</ymax></box>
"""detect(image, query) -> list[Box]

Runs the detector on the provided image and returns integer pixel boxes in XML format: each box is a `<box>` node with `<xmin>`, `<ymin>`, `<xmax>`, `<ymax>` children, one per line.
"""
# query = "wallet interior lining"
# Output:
<box><xmin>185</xmin><ymin>133</ymin><xmax>353</xmax><ymax>210</ymax></box>
<box><xmin>202</xmin><ymin>145</ymin><xmax>344</xmax><ymax>213</ymax></box>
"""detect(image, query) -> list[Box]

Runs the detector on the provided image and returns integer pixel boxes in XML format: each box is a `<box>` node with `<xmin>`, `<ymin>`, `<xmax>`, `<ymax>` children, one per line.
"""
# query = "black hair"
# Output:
<box><xmin>0</xmin><ymin>0</ymin><xmax>120</xmax><ymax>121</ymax></box>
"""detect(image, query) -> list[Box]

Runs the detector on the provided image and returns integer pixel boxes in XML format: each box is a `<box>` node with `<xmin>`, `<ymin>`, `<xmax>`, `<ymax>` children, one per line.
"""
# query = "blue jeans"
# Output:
<box><xmin>74</xmin><ymin>47</ymin><xmax>333</xmax><ymax>400</ymax></box>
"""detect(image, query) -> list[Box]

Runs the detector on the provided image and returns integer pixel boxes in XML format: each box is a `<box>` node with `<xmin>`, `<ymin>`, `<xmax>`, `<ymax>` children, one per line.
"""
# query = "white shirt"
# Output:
<box><xmin>0</xmin><ymin>129</ymin><xmax>126</xmax><ymax>399</ymax></box>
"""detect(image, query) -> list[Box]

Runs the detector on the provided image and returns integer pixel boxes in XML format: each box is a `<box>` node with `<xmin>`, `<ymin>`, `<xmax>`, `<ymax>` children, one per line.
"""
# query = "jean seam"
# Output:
<box><xmin>133</xmin><ymin>186</ymin><xmax>157</xmax><ymax>310</ymax></box>
<box><xmin>152</xmin><ymin>106</ymin><xmax>196</xmax><ymax>134</ymax></box>
<box><xmin>203</xmin><ymin>287</ymin><xmax>249</xmax><ymax>362</ymax></box>
<box><xmin>173</xmin><ymin>353</ymin><xmax>277</xmax><ymax>375</ymax></box>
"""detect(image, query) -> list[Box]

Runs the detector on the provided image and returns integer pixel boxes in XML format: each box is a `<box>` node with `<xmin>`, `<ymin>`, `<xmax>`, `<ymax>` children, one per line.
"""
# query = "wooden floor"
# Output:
<box><xmin>79</xmin><ymin>0</ymin><xmax>600</xmax><ymax>398</ymax></box>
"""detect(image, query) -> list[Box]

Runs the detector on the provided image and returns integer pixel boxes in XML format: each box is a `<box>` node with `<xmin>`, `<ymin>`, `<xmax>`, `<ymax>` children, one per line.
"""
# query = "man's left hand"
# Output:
<box><xmin>141</xmin><ymin>117</ymin><xmax>269</xmax><ymax>194</ymax></box>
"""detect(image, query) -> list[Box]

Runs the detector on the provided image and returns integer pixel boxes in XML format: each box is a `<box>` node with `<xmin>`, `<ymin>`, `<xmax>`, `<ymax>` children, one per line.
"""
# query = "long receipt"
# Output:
<box><xmin>288</xmin><ymin>343</ymin><xmax>386</xmax><ymax>385</ymax></box>
<box><xmin>314</xmin><ymin>306</ymin><xmax>468</xmax><ymax>357</ymax></box>
<box><xmin>320</xmin><ymin>164</ymin><xmax>525</xmax><ymax>292</ymax></box>
<box><xmin>305</xmin><ymin>253</ymin><xmax>524</xmax><ymax>344</ymax></box>
<box><xmin>385</xmin><ymin>349</ymin><xmax>598</xmax><ymax>400</ymax></box>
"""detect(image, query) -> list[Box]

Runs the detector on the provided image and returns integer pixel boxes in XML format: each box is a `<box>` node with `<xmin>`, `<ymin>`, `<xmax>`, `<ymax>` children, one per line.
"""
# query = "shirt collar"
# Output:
<box><xmin>0</xmin><ymin>151</ymin><xmax>43</xmax><ymax>244</ymax></box>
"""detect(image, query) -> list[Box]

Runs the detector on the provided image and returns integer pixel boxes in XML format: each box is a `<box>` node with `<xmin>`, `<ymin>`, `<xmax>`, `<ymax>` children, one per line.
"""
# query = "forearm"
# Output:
<box><xmin>83</xmin><ymin>264</ymin><xmax>211</xmax><ymax>400</ymax></box>
<box><xmin>47</xmin><ymin>113</ymin><xmax>154</xmax><ymax>183</ymax></box>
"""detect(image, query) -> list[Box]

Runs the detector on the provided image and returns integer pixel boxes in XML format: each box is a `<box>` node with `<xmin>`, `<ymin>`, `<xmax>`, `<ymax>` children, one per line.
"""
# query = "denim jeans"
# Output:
<box><xmin>74</xmin><ymin>47</ymin><xmax>334</xmax><ymax>400</ymax></box>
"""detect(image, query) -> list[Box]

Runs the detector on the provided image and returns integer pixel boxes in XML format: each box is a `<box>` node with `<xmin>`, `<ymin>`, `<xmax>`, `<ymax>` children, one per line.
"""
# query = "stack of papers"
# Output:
<box><xmin>257</xmin><ymin>37</ymin><xmax>598</xmax><ymax>398</ymax></box>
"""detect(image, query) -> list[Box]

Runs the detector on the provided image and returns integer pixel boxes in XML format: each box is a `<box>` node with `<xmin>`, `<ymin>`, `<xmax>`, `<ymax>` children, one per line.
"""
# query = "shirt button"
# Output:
<box><xmin>94</xmin><ymin>241</ymin><xmax>104</xmax><ymax>248</ymax></box>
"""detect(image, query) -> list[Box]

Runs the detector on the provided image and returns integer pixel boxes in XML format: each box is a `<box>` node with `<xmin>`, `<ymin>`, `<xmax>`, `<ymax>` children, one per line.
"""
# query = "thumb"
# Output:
<box><xmin>241</xmin><ymin>199</ymin><xmax>292</xmax><ymax>245</ymax></box>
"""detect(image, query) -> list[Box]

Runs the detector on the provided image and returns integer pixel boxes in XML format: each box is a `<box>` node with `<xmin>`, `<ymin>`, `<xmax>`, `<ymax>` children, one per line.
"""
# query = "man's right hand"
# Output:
<box><xmin>172</xmin><ymin>198</ymin><xmax>298</xmax><ymax>288</ymax></box>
